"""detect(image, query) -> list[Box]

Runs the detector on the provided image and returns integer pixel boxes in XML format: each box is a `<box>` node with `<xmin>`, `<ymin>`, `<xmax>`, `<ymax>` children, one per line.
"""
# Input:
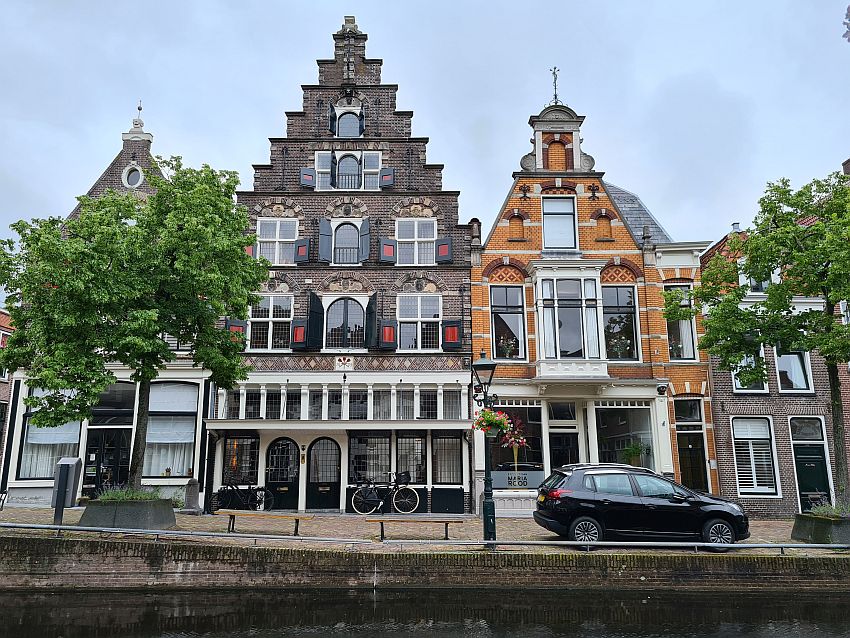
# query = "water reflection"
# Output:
<box><xmin>2</xmin><ymin>589</ymin><xmax>849</xmax><ymax>638</ymax></box>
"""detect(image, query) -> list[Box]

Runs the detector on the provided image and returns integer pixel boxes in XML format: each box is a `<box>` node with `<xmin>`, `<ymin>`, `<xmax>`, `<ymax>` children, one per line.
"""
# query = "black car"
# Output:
<box><xmin>533</xmin><ymin>463</ymin><xmax>749</xmax><ymax>545</ymax></box>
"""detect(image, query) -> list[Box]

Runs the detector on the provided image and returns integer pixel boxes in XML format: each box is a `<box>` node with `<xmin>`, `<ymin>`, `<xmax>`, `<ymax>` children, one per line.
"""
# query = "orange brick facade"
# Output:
<box><xmin>470</xmin><ymin>104</ymin><xmax>717</xmax><ymax>511</ymax></box>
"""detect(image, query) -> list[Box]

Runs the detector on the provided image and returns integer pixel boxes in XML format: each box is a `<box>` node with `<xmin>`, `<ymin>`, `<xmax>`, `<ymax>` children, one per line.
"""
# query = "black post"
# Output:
<box><xmin>482</xmin><ymin>432</ymin><xmax>496</xmax><ymax>541</ymax></box>
<box><xmin>53</xmin><ymin>463</ymin><xmax>69</xmax><ymax>526</ymax></box>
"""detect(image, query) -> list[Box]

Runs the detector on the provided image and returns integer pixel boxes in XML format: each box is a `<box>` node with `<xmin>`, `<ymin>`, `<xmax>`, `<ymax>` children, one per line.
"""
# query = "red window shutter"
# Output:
<box><xmin>441</xmin><ymin>320</ymin><xmax>463</xmax><ymax>351</ymax></box>
<box><xmin>245</xmin><ymin>245</ymin><xmax>254</xmax><ymax>257</ymax></box>
<box><xmin>379</xmin><ymin>239</ymin><xmax>397</xmax><ymax>264</ymax></box>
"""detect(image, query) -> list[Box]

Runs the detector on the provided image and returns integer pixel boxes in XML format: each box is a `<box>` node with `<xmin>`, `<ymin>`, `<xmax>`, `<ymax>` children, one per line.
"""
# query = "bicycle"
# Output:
<box><xmin>351</xmin><ymin>471</ymin><xmax>420</xmax><ymax>514</ymax></box>
<box><xmin>216</xmin><ymin>482</ymin><xmax>275</xmax><ymax>511</ymax></box>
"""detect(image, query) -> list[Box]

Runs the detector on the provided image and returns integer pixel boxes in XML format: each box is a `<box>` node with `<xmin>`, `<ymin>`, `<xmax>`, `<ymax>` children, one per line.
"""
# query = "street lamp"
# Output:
<box><xmin>472</xmin><ymin>350</ymin><xmax>498</xmax><ymax>542</ymax></box>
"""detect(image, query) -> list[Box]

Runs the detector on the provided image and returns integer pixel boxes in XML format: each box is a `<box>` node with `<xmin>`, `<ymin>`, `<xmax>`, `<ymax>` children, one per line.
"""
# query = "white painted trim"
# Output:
<box><xmin>774</xmin><ymin>348</ymin><xmax>814</xmax><ymax>394</ymax></box>
<box><xmin>789</xmin><ymin>415</ymin><xmax>835</xmax><ymax>513</ymax></box>
<box><xmin>730</xmin><ymin>415</ymin><xmax>782</xmax><ymax>498</ymax></box>
<box><xmin>489</xmin><ymin>282</ymin><xmax>529</xmax><ymax>363</ymax></box>
<box><xmin>541</xmin><ymin>195</ymin><xmax>579</xmax><ymax>250</ymax></box>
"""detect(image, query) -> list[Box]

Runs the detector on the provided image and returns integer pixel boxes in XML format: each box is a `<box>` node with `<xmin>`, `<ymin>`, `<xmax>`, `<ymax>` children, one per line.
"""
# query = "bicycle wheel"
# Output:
<box><xmin>216</xmin><ymin>488</ymin><xmax>234</xmax><ymax>510</ymax></box>
<box><xmin>392</xmin><ymin>486</ymin><xmax>420</xmax><ymax>514</ymax></box>
<box><xmin>258</xmin><ymin>488</ymin><xmax>275</xmax><ymax>511</ymax></box>
<box><xmin>351</xmin><ymin>487</ymin><xmax>379</xmax><ymax>515</ymax></box>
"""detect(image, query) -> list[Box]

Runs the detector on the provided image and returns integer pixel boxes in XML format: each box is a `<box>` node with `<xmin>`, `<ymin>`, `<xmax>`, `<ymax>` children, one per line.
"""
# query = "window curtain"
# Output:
<box><xmin>19</xmin><ymin>420</ymin><xmax>80</xmax><ymax>479</ymax></box>
<box><xmin>432</xmin><ymin>435</ymin><xmax>462</xmax><ymax>484</ymax></box>
<box><xmin>143</xmin><ymin>415</ymin><xmax>195</xmax><ymax>477</ymax></box>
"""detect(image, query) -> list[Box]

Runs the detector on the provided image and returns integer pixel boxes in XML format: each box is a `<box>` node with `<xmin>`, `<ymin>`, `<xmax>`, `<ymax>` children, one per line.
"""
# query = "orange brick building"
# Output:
<box><xmin>470</xmin><ymin>103</ymin><xmax>716</xmax><ymax>514</ymax></box>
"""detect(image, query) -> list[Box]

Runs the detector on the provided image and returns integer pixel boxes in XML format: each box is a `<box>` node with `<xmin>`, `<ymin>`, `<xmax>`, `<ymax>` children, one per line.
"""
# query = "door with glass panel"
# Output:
<box><xmin>791</xmin><ymin>417</ymin><xmax>831</xmax><ymax>511</ymax></box>
<box><xmin>83</xmin><ymin>429</ymin><xmax>132</xmax><ymax>498</ymax></box>
<box><xmin>306</xmin><ymin>438</ymin><xmax>341</xmax><ymax>510</ymax></box>
<box><xmin>265</xmin><ymin>437</ymin><xmax>300</xmax><ymax>510</ymax></box>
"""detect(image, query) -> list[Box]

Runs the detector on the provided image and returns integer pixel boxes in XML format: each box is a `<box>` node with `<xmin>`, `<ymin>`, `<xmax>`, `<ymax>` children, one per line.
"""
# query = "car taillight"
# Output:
<box><xmin>548</xmin><ymin>489</ymin><xmax>572</xmax><ymax>499</ymax></box>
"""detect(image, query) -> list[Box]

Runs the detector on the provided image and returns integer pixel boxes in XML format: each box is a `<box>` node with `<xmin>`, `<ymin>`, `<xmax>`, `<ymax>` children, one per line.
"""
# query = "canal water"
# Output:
<box><xmin>1</xmin><ymin>589</ymin><xmax>848</xmax><ymax>637</ymax></box>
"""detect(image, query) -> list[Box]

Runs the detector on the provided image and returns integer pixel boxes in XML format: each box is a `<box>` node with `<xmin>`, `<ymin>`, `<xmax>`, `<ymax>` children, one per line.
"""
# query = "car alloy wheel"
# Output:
<box><xmin>707</xmin><ymin>521</ymin><xmax>733</xmax><ymax>544</ymax></box>
<box><xmin>573</xmin><ymin>520</ymin><xmax>600</xmax><ymax>542</ymax></box>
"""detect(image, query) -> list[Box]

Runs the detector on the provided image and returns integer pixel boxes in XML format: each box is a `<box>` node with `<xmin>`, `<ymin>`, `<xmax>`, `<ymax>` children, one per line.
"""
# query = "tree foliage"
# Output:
<box><xmin>664</xmin><ymin>171</ymin><xmax>850</xmax><ymax>503</ymax></box>
<box><xmin>0</xmin><ymin>157</ymin><xmax>269</xmax><ymax>487</ymax></box>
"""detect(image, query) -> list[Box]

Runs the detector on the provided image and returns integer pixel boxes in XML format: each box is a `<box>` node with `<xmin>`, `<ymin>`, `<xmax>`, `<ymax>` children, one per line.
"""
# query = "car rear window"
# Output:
<box><xmin>589</xmin><ymin>473</ymin><xmax>635</xmax><ymax>496</ymax></box>
<box><xmin>540</xmin><ymin>472</ymin><xmax>570</xmax><ymax>489</ymax></box>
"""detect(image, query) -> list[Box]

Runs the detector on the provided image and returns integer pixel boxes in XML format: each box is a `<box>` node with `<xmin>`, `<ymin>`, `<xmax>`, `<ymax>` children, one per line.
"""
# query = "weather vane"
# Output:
<box><xmin>137</xmin><ymin>100</ymin><xmax>143</xmax><ymax>117</ymax></box>
<box><xmin>548</xmin><ymin>67</ymin><xmax>562</xmax><ymax>106</ymax></box>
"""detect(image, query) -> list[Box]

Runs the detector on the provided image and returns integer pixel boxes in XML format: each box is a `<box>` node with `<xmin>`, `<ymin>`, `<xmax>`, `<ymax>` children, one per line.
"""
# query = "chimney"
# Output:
<box><xmin>731</xmin><ymin>222</ymin><xmax>741</xmax><ymax>232</ymax></box>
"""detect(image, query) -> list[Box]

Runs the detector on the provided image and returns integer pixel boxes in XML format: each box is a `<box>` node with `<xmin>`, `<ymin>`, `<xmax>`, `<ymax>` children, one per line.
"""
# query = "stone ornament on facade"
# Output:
<box><xmin>321</xmin><ymin>271</ymin><xmax>373</xmax><ymax>293</ymax></box>
<box><xmin>392</xmin><ymin>271</ymin><xmax>447</xmax><ymax>293</ymax></box>
<box><xmin>326</xmin><ymin>195</ymin><xmax>368</xmax><ymax>217</ymax></box>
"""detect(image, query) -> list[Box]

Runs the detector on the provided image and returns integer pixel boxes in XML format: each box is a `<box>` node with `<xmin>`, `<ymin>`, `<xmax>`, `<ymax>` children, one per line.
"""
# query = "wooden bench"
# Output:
<box><xmin>214</xmin><ymin>509</ymin><xmax>315</xmax><ymax>536</ymax></box>
<box><xmin>364</xmin><ymin>516</ymin><xmax>467</xmax><ymax>541</ymax></box>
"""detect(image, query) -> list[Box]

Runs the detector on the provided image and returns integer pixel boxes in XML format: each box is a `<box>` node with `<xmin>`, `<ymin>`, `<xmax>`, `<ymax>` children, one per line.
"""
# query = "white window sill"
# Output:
<box><xmin>398</xmin><ymin>349</ymin><xmax>444</xmax><ymax>354</ymax></box>
<box><xmin>245</xmin><ymin>349</ymin><xmax>294</xmax><ymax>354</ymax></box>
<box><xmin>778</xmin><ymin>389</ymin><xmax>814</xmax><ymax>394</ymax></box>
<box><xmin>330</xmin><ymin>262</ymin><xmax>362</xmax><ymax>267</ymax></box>
<box><xmin>494</xmin><ymin>358</ymin><xmax>529</xmax><ymax>364</ymax></box>
<box><xmin>396</xmin><ymin>263</ymin><xmax>437</xmax><ymax>267</ymax></box>
<box><xmin>732</xmin><ymin>389</ymin><xmax>770</xmax><ymax>394</ymax></box>
<box><xmin>737</xmin><ymin>492</ymin><xmax>783</xmax><ymax>499</ymax></box>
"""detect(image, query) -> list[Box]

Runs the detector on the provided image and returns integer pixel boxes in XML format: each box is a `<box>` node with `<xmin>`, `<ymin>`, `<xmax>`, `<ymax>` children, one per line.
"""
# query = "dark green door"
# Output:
<box><xmin>265</xmin><ymin>438</ymin><xmax>300</xmax><ymax>510</ymax></box>
<box><xmin>794</xmin><ymin>444</ymin><xmax>831</xmax><ymax>512</ymax></box>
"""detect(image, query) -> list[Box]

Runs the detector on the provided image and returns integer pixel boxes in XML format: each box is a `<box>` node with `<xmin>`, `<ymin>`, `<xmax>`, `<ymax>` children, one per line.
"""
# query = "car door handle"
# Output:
<box><xmin>647</xmin><ymin>504</ymin><xmax>657</xmax><ymax>509</ymax></box>
<box><xmin>601</xmin><ymin>499</ymin><xmax>612</xmax><ymax>505</ymax></box>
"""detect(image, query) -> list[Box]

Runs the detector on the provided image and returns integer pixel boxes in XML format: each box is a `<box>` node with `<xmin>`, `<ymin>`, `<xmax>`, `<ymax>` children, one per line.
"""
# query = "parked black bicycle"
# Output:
<box><xmin>216</xmin><ymin>482</ymin><xmax>274</xmax><ymax>511</ymax></box>
<box><xmin>351</xmin><ymin>471</ymin><xmax>419</xmax><ymax>514</ymax></box>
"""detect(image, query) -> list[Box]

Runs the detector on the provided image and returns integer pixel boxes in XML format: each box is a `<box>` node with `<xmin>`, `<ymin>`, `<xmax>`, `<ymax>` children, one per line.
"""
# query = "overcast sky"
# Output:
<box><xmin>1</xmin><ymin>1</ymin><xmax>848</xmax><ymax>244</ymax></box>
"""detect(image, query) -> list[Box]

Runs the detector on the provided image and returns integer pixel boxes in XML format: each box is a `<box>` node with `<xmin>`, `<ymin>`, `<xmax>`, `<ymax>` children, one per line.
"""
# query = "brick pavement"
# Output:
<box><xmin>0</xmin><ymin>505</ymin><xmax>823</xmax><ymax>556</ymax></box>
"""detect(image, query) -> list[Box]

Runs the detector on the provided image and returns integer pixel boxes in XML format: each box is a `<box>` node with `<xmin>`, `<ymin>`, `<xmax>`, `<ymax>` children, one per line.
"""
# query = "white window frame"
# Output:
<box><xmin>774</xmin><ymin>347</ymin><xmax>813</xmax><ymax>394</ymax></box>
<box><xmin>664</xmin><ymin>283</ymin><xmax>698</xmax><ymax>361</ymax></box>
<box><xmin>256</xmin><ymin>218</ymin><xmax>299</xmax><ymax>266</ymax></box>
<box><xmin>315</xmin><ymin>150</ymin><xmax>382</xmax><ymax>192</ymax></box>
<box><xmin>788</xmin><ymin>415</ymin><xmax>835</xmax><ymax>513</ymax></box>
<box><xmin>731</xmin><ymin>345</ymin><xmax>769</xmax><ymax>394</ymax></box>
<box><xmin>247</xmin><ymin>294</ymin><xmax>294</xmax><ymax>352</ymax></box>
<box><xmin>541</xmin><ymin>196</ymin><xmax>578</xmax><ymax>250</ymax></box>
<box><xmin>395</xmin><ymin>219</ymin><xmax>437</xmax><ymax>266</ymax></box>
<box><xmin>397</xmin><ymin>294</ymin><xmax>442</xmax><ymax>352</ymax></box>
<box><xmin>490</xmin><ymin>284</ymin><xmax>528</xmax><ymax>363</ymax></box>
<box><xmin>536</xmin><ymin>277</ymin><xmax>604</xmax><ymax>361</ymax></box>
<box><xmin>322</xmin><ymin>294</ymin><xmax>369</xmax><ymax>353</ymax></box>
<box><xmin>731</xmin><ymin>415</ymin><xmax>782</xmax><ymax>498</ymax></box>
<box><xmin>601</xmin><ymin>284</ymin><xmax>642</xmax><ymax>362</ymax></box>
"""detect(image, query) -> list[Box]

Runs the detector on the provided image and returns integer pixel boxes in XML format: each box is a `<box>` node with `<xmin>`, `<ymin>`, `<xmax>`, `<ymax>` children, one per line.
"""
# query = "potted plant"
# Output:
<box><xmin>791</xmin><ymin>501</ymin><xmax>850</xmax><ymax>543</ymax></box>
<box><xmin>78</xmin><ymin>486</ymin><xmax>177</xmax><ymax>530</ymax></box>
<box><xmin>620</xmin><ymin>441</ymin><xmax>649</xmax><ymax>466</ymax></box>
<box><xmin>472</xmin><ymin>409</ymin><xmax>512</xmax><ymax>438</ymax></box>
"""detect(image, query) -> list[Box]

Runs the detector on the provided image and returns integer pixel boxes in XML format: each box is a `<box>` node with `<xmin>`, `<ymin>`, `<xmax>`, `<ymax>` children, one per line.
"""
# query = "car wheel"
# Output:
<box><xmin>702</xmin><ymin>518</ymin><xmax>735</xmax><ymax>550</ymax></box>
<box><xmin>568</xmin><ymin>516</ymin><xmax>603</xmax><ymax>543</ymax></box>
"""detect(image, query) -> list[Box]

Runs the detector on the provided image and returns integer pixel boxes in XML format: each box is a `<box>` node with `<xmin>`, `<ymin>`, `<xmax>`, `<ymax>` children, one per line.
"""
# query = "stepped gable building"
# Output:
<box><xmin>704</xmin><ymin>227</ymin><xmax>838</xmax><ymax>517</ymax></box>
<box><xmin>470</xmin><ymin>100</ymin><xmax>715</xmax><ymax>515</ymax></box>
<box><xmin>206</xmin><ymin>17</ymin><xmax>475</xmax><ymax>514</ymax></box>
<box><xmin>0</xmin><ymin>115</ymin><xmax>212</xmax><ymax>506</ymax></box>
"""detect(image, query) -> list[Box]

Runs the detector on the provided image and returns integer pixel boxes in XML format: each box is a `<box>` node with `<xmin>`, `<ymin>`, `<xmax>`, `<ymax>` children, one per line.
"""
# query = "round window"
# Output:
<box><xmin>126</xmin><ymin>168</ymin><xmax>142</xmax><ymax>187</ymax></box>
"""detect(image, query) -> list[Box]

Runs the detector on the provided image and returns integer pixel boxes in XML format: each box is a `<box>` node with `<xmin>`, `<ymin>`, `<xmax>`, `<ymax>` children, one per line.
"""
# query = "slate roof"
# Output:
<box><xmin>603</xmin><ymin>182</ymin><xmax>673</xmax><ymax>245</ymax></box>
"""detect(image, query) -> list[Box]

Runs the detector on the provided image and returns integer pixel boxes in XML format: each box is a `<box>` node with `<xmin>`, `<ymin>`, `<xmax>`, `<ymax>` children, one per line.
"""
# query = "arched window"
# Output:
<box><xmin>325</xmin><ymin>298</ymin><xmax>365</xmax><ymax>348</ymax></box>
<box><xmin>509</xmin><ymin>214</ymin><xmax>525</xmax><ymax>240</ymax></box>
<box><xmin>337</xmin><ymin>112</ymin><xmax>361</xmax><ymax>138</ymax></box>
<box><xmin>337</xmin><ymin>155</ymin><xmax>361</xmax><ymax>189</ymax></box>
<box><xmin>334</xmin><ymin>223</ymin><xmax>360</xmax><ymax>264</ymax></box>
<box><xmin>548</xmin><ymin>142</ymin><xmax>567</xmax><ymax>171</ymax></box>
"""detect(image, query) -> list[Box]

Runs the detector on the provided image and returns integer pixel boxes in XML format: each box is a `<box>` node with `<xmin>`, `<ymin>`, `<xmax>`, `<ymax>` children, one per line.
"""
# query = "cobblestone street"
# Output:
<box><xmin>0</xmin><ymin>505</ymin><xmax>820</xmax><ymax>555</ymax></box>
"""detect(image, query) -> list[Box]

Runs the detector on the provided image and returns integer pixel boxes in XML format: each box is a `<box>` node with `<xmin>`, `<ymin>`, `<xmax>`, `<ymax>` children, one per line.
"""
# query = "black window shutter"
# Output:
<box><xmin>358</xmin><ymin>218</ymin><xmax>371</xmax><ymax>263</ymax></box>
<box><xmin>329</xmin><ymin>103</ymin><xmax>337</xmax><ymax>135</ymax></box>
<box><xmin>293</xmin><ymin>238</ymin><xmax>311</xmax><ymax>264</ymax></box>
<box><xmin>300</xmin><ymin>168</ymin><xmax>316</xmax><ymax>189</ymax></box>
<box><xmin>225</xmin><ymin>318</ymin><xmax>247</xmax><ymax>351</ymax></box>
<box><xmin>435</xmin><ymin>237</ymin><xmax>453</xmax><ymax>264</ymax></box>
<box><xmin>307</xmin><ymin>291</ymin><xmax>324</xmax><ymax>350</ymax></box>
<box><xmin>330</xmin><ymin>154</ymin><xmax>338</xmax><ymax>187</ymax></box>
<box><xmin>318</xmin><ymin>218</ymin><xmax>332</xmax><ymax>263</ymax></box>
<box><xmin>290</xmin><ymin>319</ymin><xmax>308</xmax><ymax>350</ymax></box>
<box><xmin>358</xmin><ymin>110</ymin><xmax>366</xmax><ymax>136</ymax></box>
<box><xmin>379</xmin><ymin>238</ymin><xmax>397</xmax><ymax>264</ymax></box>
<box><xmin>441</xmin><ymin>320</ymin><xmax>462</xmax><ymax>351</ymax></box>
<box><xmin>379</xmin><ymin>319</ymin><xmax>398</xmax><ymax>351</ymax></box>
<box><xmin>379</xmin><ymin>168</ymin><xmax>395</xmax><ymax>189</ymax></box>
<box><xmin>365</xmin><ymin>294</ymin><xmax>377</xmax><ymax>348</ymax></box>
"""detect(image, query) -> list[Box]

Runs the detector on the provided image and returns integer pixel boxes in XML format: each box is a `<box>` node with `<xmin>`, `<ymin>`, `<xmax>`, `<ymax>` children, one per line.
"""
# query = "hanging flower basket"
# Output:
<box><xmin>472</xmin><ymin>409</ymin><xmax>512</xmax><ymax>438</ymax></box>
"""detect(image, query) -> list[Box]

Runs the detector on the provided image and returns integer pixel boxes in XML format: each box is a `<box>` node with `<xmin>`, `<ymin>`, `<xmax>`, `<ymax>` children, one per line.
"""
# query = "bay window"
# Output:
<box><xmin>491</xmin><ymin>285</ymin><xmax>526</xmax><ymax>360</ymax></box>
<box><xmin>602</xmin><ymin>286</ymin><xmax>638</xmax><ymax>360</ymax></box>
<box><xmin>732</xmin><ymin>417</ymin><xmax>778</xmax><ymax>495</ymax></box>
<box><xmin>249</xmin><ymin>295</ymin><xmax>293</xmax><ymax>350</ymax></box>
<box><xmin>256</xmin><ymin>219</ymin><xmax>298</xmax><ymax>265</ymax></box>
<box><xmin>539</xmin><ymin>278</ymin><xmax>600</xmax><ymax>359</ymax></box>
<box><xmin>398</xmin><ymin>294</ymin><xmax>441</xmax><ymax>350</ymax></box>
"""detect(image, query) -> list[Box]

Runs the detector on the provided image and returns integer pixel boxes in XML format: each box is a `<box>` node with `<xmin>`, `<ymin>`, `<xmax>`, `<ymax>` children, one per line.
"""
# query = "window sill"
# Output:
<box><xmin>777</xmin><ymin>390</ymin><xmax>814</xmax><ymax>395</ymax></box>
<box><xmin>396</xmin><ymin>263</ymin><xmax>437</xmax><ymax>267</ymax></box>
<box><xmin>330</xmin><ymin>263</ymin><xmax>362</xmax><ymax>267</ymax></box>
<box><xmin>737</xmin><ymin>493</ymin><xmax>783</xmax><ymax>499</ymax></box>
<box><xmin>507</xmin><ymin>238</ymin><xmax>528</xmax><ymax>243</ymax></box>
<box><xmin>246</xmin><ymin>349</ymin><xmax>294</xmax><ymax>354</ymax></box>
<box><xmin>732</xmin><ymin>389</ymin><xmax>770</xmax><ymax>395</ymax></box>
<box><xmin>398</xmin><ymin>349</ymin><xmax>444</xmax><ymax>354</ymax></box>
<box><xmin>494</xmin><ymin>358</ymin><xmax>529</xmax><ymax>364</ymax></box>
<box><xmin>595</xmin><ymin>237</ymin><xmax>616</xmax><ymax>243</ymax></box>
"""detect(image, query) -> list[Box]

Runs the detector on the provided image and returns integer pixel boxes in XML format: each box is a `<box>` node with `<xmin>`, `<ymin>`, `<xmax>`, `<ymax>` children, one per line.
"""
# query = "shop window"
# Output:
<box><xmin>397</xmin><ymin>432</ymin><xmax>426</xmax><ymax>483</ymax></box>
<box><xmin>732</xmin><ymin>417</ymin><xmax>777</xmax><ymax>495</ymax></box>
<box><xmin>419</xmin><ymin>390</ymin><xmax>438</xmax><ymax>420</ymax></box>
<box><xmin>776</xmin><ymin>347</ymin><xmax>811</xmax><ymax>392</ymax></box>
<box><xmin>443</xmin><ymin>390</ymin><xmax>462</xmax><ymax>420</ymax></box>
<box><xmin>144</xmin><ymin>383</ymin><xmax>197</xmax><ymax>477</ymax></box>
<box><xmin>373</xmin><ymin>390</ymin><xmax>391</xmax><ymax>420</ymax></box>
<box><xmin>602</xmin><ymin>286</ymin><xmax>638</xmax><ymax>360</ymax></box>
<box><xmin>491</xmin><ymin>285</ymin><xmax>526</xmax><ymax>360</ymax></box>
<box><xmin>349</xmin><ymin>390</ymin><xmax>368</xmax><ymax>420</ymax></box>
<box><xmin>348</xmin><ymin>432</ymin><xmax>391</xmax><ymax>483</ymax></box>
<box><xmin>432</xmin><ymin>432</ymin><xmax>463</xmax><ymax>484</ymax></box>
<box><xmin>665</xmin><ymin>284</ymin><xmax>696</xmax><ymax>360</ymax></box>
<box><xmin>256</xmin><ymin>219</ymin><xmax>298</xmax><ymax>265</ymax></box>
<box><xmin>596</xmin><ymin>407</ymin><xmax>654</xmax><ymax>470</ymax></box>
<box><xmin>396</xmin><ymin>219</ymin><xmax>436</xmax><ymax>265</ymax></box>
<box><xmin>398</xmin><ymin>294</ymin><xmax>441</xmax><ymax>350</ymax></box>
<box><xmin>547</xmin><ymin>402</ymin><xmax>576</xmax><ymax>422</ymax></box>
<box><xmin>542</xmin><ymin>197</ymin><xmax>577</xmax><ymax>249</ymax></box>
<box><xmin>325</xmin><ymin>298</ymin><xmax>365</xmax><ymax>349</ymax></box>
<box><xmin>540</xmin><ymin>278</ymin><xmax>600</xmax><ymax>360</ymax></box>
<box><xmin>490</xmin><ymin>407</ymin><xmax>544</xmax><ymax>486</ymax></box>
<box><xmin>19</xmin><ymin>418</ymin><xmax>80</xmax><ymax>479</ymax></box>
<box><xmin>284</xmin><ymin>389</ymin><xmax>301</xmax><ymax>420</ymax></box>
<box><xmin>223</xmin><ymin>436</ymin><xmax>259</xmax><ymax>485</ymax></box>
<box><xmin>90</xmin><ymin>382</ymin><xmax>136</xmax><ymax>425</ymax></box>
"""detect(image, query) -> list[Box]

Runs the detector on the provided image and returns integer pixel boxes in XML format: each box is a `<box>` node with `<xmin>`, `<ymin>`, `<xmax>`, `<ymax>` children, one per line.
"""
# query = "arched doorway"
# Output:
<box><xmin>265</xmin><ymin>437</ymin><xmax>300</xmax><ymax>510</ymax></box>
<box><xmin>306</xmin><ymin>437</ymin><xmax>341</xmax><ymax>510</ymax></box>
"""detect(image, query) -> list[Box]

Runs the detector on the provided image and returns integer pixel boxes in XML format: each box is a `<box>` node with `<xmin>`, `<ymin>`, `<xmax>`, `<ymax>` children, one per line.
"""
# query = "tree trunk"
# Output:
<box><xmin>826</xmin><ymin>361</ymin><xmax>849</xmax><ymax>508</ymax></box>
<box><xmin>127</xmin><ymin>378</ymin><xmax>151</xmax><ymax>489</ymax></box>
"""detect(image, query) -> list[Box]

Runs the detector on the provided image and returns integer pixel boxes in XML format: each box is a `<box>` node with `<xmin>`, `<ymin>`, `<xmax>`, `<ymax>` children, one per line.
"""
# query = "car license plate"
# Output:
<box><xmin>537</xmin><ymin>495</ymin><xmax>545</xmax><ymax>502</ymax></box>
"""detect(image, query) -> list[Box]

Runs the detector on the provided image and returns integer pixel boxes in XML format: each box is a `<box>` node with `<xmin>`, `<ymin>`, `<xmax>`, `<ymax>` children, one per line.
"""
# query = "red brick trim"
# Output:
<box><xmin>664</xmin><ymin>277</ymin><xmax>695</xmax><ymax>284</ymax></box>
<box><xmin>501</xmin><ymin>207</ymin><xmax>530</xmax><ymax>222</ymax></box>
<box><xmin>482</xmin><ymin>259</ymin><xmax>529</xmax><ymax>280</ymax></box>
<box><xmin>540</xmin><ymin>180</ymin><xmax>577</xmax><ymax>193</ymax></box>
<box><xmin>602</xmin><ymin>258</ymin><xmax>642</xmax><ymax>279</ymax></box>
<box><xmin>591</xmin><ymin>207</ymin><xmax>619</xmax><ymax>221</ymax></box>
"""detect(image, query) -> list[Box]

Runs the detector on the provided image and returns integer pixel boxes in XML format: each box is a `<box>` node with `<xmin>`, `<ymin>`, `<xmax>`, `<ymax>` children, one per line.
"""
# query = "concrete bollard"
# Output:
<box><xmin>183</xmin><ymin>478</ymin><xmax>201</xmax><ymax>514</ymax></box>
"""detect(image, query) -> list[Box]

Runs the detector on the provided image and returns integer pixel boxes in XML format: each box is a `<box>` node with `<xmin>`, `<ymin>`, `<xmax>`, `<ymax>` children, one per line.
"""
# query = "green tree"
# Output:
<box><xmin>0</xmin><ymin>158</ymin><xmax>268</xmax><ymax>488</ymax></box>
<box><xmin>664</xmin><ymin>171</ymin><xmax>850</xmax><ymax>506</ymax></box>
